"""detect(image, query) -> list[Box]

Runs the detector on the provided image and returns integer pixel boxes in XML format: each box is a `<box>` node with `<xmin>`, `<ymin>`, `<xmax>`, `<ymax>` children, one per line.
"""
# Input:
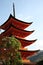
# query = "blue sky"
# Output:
<box><xmin>0</xmin><ymin>0</ymin><xmax>43</xmax><ymax>50</ymax></box>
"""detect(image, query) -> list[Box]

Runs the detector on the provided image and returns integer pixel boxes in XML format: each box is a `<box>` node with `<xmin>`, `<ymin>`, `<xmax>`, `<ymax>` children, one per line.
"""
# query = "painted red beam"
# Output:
<box><xmin>19</xmin><ymin>50</ymin><xmax>39</xmax><ymax>59</ymax></box>
<box><xmin>0</xmin><ymin>27</ymin><xmax>34</xmax><ymax>38</ymax></box>
<box><xmin>0</xmin><ymin>14</ymin><xmax>32</xmax><ymax>30</ymax></box>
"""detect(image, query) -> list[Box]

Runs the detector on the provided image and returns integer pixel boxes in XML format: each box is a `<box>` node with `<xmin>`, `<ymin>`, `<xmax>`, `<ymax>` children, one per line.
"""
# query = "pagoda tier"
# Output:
<box><xmin>0</xmin><ymin>26</ymin><xmax>34</xmax><ymax>38</ymax></box>
<box><xmin>19</xmin><ymin>50</ymin><xmax>39</xmax><ymax>59</ymax></box>
<box><xmin>15</xmin><ymin>37</ymin><xmax>37</xmax><ymax>48</ymax></box>
<box><xmin>0</xmin><ymin>14</ymin><xmax>32</xmax><ymax>30</ymax></box>
<box><xmin>0</xmin><ymin>36</ymin><xmax>36</xmax><ymax>48</ymax></box>
<box><xmin>0</xmin><ymin>48</ymin><xmax>39</xmax><ymax>60</ymax></box>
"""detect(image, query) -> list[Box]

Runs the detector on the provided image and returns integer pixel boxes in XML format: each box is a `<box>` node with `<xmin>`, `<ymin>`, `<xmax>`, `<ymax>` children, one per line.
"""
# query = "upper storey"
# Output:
<box><xmin>0</xmin><ymin>26</ymin><xmax>34</xmax><ymax>38</ymax></box>
<box><xmin>0</xmin><ymin>14</ymin><xmax>32</xmax><ymax>30</ymax></box>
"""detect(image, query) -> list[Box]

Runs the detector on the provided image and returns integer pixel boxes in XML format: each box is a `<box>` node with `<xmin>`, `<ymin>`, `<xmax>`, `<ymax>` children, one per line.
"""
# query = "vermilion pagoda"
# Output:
<box><xmin>0</xmin><ymin>4</ymin><xmax>39</xmax><ymax>65</ymax></box>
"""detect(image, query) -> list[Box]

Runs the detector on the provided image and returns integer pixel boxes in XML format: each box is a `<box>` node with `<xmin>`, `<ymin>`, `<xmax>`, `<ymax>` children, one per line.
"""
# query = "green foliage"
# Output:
<box><xmin>0</xmin><ymin>36</ymin><xmax>23</xmax><ymax>65</ymax></box>
<box><xmin>9</xmin><ymin>36</ymin><xmax>21</xmax><ymax>49</ymax></box>
<box><xmin>2</xmin><ymin>36</ymin><xmax>21</xmax><ymax>49</ymax></box>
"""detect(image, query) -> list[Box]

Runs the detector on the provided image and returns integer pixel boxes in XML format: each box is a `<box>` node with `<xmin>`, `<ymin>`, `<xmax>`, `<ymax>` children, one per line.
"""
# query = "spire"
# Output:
<box><xmin>13</xmin><ymin>3</ymin><xmax>15</xmax><ymax>17</ymax></box>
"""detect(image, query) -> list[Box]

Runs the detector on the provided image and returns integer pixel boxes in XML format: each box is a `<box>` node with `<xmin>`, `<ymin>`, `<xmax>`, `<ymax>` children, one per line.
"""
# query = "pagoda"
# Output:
<box><xmin>0</xmin><ymin>4</ymin><xmax>39</xmax><ymax>65</ymax></box>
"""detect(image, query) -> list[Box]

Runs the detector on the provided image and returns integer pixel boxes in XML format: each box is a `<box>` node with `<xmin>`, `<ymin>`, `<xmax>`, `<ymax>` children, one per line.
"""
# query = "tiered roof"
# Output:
<box><xmin>0</xmin><ymin>36</ymin><xmax>36</xmax><ymax>48</ymax></box>
<box><xmin>0</xmin><ymin>14</ymin><xmax>39</xmax><ymax>60</ymax></box>
<box><xmin>0</xmin><ymin>14</ymin><xmax>32</xmax><ymax>30</ymax></box>
<box><xmin>19</xmin><ymin>50</ymin><xmax>39</xmax><ymax>59</ymax></box>
<box><xmin>15</xmin><ymin>37</ymin><xmax>37</xmax><ymax>48</ymax></box>
<box><xmin>0</xmin><ymin>26</ymin><xmax>34</xmax><ymax>38</ymax></box>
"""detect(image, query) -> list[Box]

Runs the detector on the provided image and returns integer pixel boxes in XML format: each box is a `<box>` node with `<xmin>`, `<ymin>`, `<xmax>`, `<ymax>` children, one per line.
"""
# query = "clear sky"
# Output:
<box><xmin>0</xmin><ymin>0</ymin><xmax>43</xmax><ymax>50</ymax></box>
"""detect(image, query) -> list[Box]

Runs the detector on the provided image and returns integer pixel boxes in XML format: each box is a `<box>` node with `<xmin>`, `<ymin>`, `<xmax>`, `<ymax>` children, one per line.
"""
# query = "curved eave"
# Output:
<box><xmin>0</xmin><ymin>47</ymin><xmax>40</xmax><ymax>60</ymax></box>
<box><xmin>0</xmin><ymin>35</ymin><xmax>37</xmax><ymax>48</ymax></box>
<box><xmin>0</xmin><ymin>26</ymin><xmax>34</xmax><ymax>38</ymax></box>
<box><xmin>0</xmin><ymin>14</ymin><xmax>32</xmax><ymax>30</ymax></box>
<box><xmin>15</xmin><ymin>37</ymin><xmax>37</xmax><ymax>47</ymax></box>
<box><xmin>19</xmin><ymin>50</ymin><xmax>40</xmax><ymax>59</ymax></box>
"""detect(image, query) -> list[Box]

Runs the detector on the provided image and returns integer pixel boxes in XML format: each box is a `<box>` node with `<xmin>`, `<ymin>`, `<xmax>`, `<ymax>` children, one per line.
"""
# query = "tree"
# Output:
<box><xmin>0</xmin><ymin>36</ymin><xmax>23</xmax><ymax>65</ymax></box>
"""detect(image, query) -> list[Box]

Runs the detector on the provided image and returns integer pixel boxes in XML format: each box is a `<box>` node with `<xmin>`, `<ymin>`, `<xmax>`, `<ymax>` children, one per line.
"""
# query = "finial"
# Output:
<box><xmin>13</xmin><ymin>3</ymin><xmax>15</xmax><ymax>17</ymax></box>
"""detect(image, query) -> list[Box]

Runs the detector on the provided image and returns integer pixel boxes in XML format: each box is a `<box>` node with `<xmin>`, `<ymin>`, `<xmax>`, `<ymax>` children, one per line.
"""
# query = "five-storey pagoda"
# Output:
<box><xmin>0</xmin><ymin>4</ymin><xmax>39</xmax><ymax>65</ymax></box>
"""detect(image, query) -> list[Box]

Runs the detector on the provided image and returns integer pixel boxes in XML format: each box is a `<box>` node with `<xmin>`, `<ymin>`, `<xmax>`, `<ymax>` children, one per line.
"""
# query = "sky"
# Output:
<box><xmin>0</xmin><ymin>0</ymin><xmax>43</xmax><ymax>50</ymax></box>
